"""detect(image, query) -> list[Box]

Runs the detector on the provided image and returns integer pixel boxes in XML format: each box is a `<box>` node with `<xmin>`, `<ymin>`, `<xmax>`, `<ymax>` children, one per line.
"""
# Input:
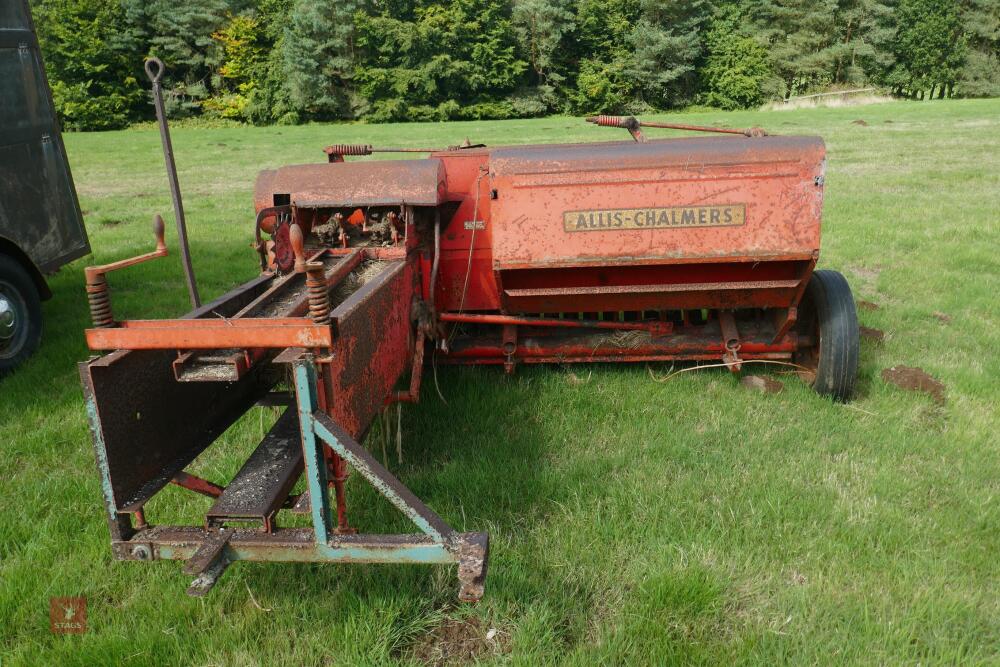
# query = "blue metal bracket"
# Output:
<box><xmin>290</xmin><ymin>355</ymin><xmax>489</xmax><ymax>600</ymax></box>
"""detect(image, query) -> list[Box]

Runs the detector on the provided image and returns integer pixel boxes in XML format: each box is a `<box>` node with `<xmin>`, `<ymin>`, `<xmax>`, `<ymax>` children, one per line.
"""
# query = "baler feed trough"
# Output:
<box><xmin>80</xmin><ymin>116</ymin><xmax>858</xmax><ymax>600</ymax></box>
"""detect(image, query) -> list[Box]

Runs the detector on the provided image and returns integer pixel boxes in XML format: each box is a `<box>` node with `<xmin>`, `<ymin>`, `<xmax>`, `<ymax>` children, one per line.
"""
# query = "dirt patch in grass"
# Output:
<box><xmin>860</xmin><ymin>326</ymin><xmax>885</xmax><ymax>343</ymax></box>
<box><xmin>409</xmin><ymin>616</ymin><xmax>508</xmax><ymax>666</ymax></box>
<box><xmin>740</xmin><ymin>375</ymin><xmax>783</xmax><ymax>394</ymax></box>
<box><xmin>856</xmin><ymin>299</ymin><xmax>880</xmax><ymax>311</ymax></box>
<box><xmin>882</xmin><ymin>366</ymin><xmax>946</xmax><ymax>404</ymax></box>
<box><xmin>933</xmin><ymin>311</ymin><xmax>951</xmax><ymax>323</ymax></box>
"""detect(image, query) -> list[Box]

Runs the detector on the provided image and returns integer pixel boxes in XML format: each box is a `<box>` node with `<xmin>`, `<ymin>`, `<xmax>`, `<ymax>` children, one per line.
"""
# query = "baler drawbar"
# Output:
<box><xmin>80</xmin><ymin>114</ymin><xmax>859</xmax><ymax>601</ymax></box>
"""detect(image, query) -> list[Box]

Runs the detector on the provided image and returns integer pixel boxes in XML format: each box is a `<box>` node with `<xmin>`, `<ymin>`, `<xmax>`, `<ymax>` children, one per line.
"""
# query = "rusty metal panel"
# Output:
<box><xmin>326</xmin><ymin>259</ymin><xmax>417</xmax><ymax>437</ymax></box>
<box><xmin>254</xmin><ymin>159</ymin><xmax>446</xmax><ymax>211</ymax></box>
<box><xmin>205</xmin><ymin>407</ymin><xmax>303</xmax><ymax>525</ymax></box>
<box><xmin>80</xmin><ymin>349</ymin><xmax>277</xmax><ymax>513</ymax></box>
<box><xmin>0</xmin><ymin>0</ymin><xmax>89</xmax><ymax>274</ymax></box>
<box><xmin>487</xmin><ymin>136</ymin><xmax>824</xmax><ymax>269</ymax></box>
<box><xmin>79</xmin><ymin>275</ymin><xmax>283</xmax><ymax>513</ymax></box>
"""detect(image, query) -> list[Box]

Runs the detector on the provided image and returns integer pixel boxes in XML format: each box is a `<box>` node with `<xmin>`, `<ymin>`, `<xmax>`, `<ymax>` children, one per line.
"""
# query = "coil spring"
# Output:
<box><xmin>306</xmin><ymin>269</ymin><xmax>331</xmax><ymax>324</ymax></box>
<box><xmin>325</xmin><ymin>144</ymin><xmax>372</xmax><ymax>156</ymax></box>
<box><xmin>86</xmin><ymin>281</ymin><xmax>114</xmax><ymax>328</ymax></box>
<box><xmin>594</xmin><ymin>115</ymin><xmax>627</xmax><ymax>128</ymax></box>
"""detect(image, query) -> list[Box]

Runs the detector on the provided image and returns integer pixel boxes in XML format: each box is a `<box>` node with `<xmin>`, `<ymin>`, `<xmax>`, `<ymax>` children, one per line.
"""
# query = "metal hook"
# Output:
<box><xmin>144</xmin><ymin>57</ymin><xmax>165</xmax><ymax>84</ymax></box>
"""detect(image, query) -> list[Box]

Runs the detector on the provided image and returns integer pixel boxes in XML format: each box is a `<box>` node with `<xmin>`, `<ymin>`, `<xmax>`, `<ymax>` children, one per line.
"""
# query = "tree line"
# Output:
<box><xmin>30</xmin><ymin>0</ymin><xmax>1000</xmax><ymax>130</ymax></box>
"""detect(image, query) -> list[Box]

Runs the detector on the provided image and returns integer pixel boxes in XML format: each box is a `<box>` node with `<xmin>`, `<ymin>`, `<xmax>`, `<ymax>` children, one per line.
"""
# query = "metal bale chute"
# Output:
<box><xmin>79</xmin><ymin>71</ymin><xmax>858</xmax><ymax>600</ymax></box>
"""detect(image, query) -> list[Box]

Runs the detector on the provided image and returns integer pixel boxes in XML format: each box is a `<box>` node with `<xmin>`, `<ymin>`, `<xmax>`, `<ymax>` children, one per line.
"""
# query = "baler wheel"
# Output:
<box><xmin>794</xmin><ymin>269</ymin><xmax>859</xmax><ymax>401</ymax></box>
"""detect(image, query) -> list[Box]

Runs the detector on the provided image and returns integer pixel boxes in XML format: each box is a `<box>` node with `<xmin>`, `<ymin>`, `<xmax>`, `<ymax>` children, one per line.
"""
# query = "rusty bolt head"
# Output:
<box><xmin>131</xmin><ymin>544</ymin><xmax>153</xmax><ymax>561</ymax></box>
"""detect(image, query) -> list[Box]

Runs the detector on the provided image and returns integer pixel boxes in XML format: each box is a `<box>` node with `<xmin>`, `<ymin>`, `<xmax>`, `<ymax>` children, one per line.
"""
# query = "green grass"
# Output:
<box><xmin>2</xmin><ymin>99</ymin><xmax>999</xmax><ymax>665</ymax></box>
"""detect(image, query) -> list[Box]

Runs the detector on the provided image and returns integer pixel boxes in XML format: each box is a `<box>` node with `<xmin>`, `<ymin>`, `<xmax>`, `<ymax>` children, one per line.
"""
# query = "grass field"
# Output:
<box><xmin>1</xmin><ymin>99</ymin><xmax>999</xmax><ymax>665</ymax></box>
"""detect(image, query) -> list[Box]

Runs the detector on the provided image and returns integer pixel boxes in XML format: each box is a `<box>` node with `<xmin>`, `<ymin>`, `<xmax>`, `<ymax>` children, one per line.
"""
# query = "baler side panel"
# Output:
<box><xmin>327</xmin><ymin>259</ymin><xmax>418</xmax><ymax>438</ymax></box>
<box><xmin>488</xmin><ymin>137</ymin><xmax>825</xmax><ymax>268</ymax></box>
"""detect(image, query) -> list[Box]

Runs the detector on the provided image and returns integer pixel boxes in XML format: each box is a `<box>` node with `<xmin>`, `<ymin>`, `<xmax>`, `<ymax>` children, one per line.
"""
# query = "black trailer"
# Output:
<box><xmin>0</xmin><ymin>0</ymin><xmax>90</xmax><ymax>375</ymax></box>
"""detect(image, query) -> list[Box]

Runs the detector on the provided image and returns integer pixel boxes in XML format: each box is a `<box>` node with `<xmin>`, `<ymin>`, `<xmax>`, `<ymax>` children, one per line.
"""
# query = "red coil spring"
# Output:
<box><xmin>324</xmin><ymin>144</ymin><xmax>373</xmax><ymax>156</ymax></box>
<box><xmin>86</xmin><ymin>280</ymin><xmax>114</xmax><ymax>328</ymax></box>
<box><xmin>593</xmin><ymin>115</ymin><xmax>628</xmax><ymax>128</ymax></box>
<box><xmin>306</xmin><ymin>270</ymin><xmax>331</xmax><ymax>324</ymax></box>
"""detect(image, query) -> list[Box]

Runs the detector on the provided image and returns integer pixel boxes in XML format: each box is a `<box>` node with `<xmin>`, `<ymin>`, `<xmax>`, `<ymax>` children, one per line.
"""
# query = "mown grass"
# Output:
<box><xmin>1</xmin><ymin>99</ymin><xmax>998</xmax><ymax>665</ymax></box>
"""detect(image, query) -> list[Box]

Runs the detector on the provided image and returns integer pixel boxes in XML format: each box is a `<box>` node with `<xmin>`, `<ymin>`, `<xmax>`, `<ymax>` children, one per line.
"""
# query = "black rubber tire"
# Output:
<box><xmin>796</xmin><ymin>269</ymin><xmax>859</xmax><ymax>401</ymax></box>
<box><xmin>0</xmin><ymin>254</ymin><xmax>43</xmax><ymax>377</ymax></box>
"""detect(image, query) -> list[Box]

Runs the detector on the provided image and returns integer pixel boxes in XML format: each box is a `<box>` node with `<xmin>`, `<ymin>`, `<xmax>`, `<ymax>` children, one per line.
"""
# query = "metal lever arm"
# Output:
<box><xmin>587</xmin><ymin>115</ymin><xmax>767</xmax><ymax>140</ymax></box>
<box><xmin>145</xmin><ymin>56</ymin><xmax>201</xmax><ymax>308</ymax></box>
<box><xmin>85</xmin><ymin>215</ymin><xmax>169</xmax><ymax>327</ymax></box>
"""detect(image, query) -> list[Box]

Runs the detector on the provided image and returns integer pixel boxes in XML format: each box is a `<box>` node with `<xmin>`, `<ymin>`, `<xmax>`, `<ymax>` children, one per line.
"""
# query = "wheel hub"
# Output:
<box><xmin>0</xmin><ymin>293</ymin><xmax>16</xmax><ymax>341</ymax></box>
<box><xmin>0</xmin><ymin>281</ymin><xmax>28</xmax><ymax>359</ymax></box>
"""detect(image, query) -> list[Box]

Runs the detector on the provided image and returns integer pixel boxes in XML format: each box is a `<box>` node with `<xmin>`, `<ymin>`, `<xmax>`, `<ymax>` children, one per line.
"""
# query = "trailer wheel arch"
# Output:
<box><xmin>0</xmin><ymin>237</ymin><xmax>52</xmax><ymax>300</ymax></box>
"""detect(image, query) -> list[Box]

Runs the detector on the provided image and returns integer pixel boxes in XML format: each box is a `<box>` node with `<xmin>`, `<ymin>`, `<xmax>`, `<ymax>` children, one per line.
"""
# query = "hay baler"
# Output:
<box><xmin>79</xmin><ymin>117</ymin><xmax>858</xmax><ymax>600</ymax></box>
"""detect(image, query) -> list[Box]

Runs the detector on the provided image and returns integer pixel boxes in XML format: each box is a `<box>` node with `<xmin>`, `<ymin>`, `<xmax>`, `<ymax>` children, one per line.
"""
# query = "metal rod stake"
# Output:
<box><xmin>145</xmin><ymin>57</ymin><xmax>201</xmax><ymax>308</ymax></box>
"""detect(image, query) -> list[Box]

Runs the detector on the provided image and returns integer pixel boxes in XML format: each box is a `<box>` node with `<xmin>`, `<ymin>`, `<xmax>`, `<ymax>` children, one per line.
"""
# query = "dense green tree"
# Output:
<box><xmin>29</xmin><ymin>0</ymin><xmax>993</xmax><ymax>129</ymax></box>
<box><xmin>751</xmin><ymin>0</ymin><xmax>841</xmax><ymax>97</ymax></box>
<box><xmin>573</xmin><ymin>0</ymin><xmax>710</xmax><ymax>113</ymax></box>
<box><xmin>121</xmin><ymin>0</ymin><xmax>231</xmax><ymax>116</ymax></box>
<box><xmin>280</xmin><ymin>0</ymin><xmax>361</xmax><ymax>121</ymax></box>
<box><xmin>955</xmin><ymin>0</ymin><xmax>1000</xmax><ymax>97</ymax></box>
<box><xmin>355</xmin><ymin>0</ymin><xmax>527</xmax><ymax>121</ymax></box>
<box><xmin>31</xmin><ymin>0</ymin><xmax>144</xmax><ymax>129</ymax></box>
<box><xmin>701</xmin><ymin>4</ymin><xmax>777</xmax><ymax>109</ymax></box>
<box><xmin>511</xmin><ymin>0</ymin><xmax>575</xmax><ymax>111</ymax></box>
<box><xmin>889</xmin><ymin>0</ymin><xmax>966</xmax><ymax>97</ymax></box>
<box><xmin>830</xmin><ymin>0</ymin><xmax>898</xmax><ymax>85</ymax></box>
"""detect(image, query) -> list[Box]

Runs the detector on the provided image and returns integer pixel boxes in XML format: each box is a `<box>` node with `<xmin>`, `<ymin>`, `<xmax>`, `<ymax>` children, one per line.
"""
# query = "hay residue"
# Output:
<box><xmin>609</xmin><ymin>329</ymin><xmax>647</xmax><ymax>348</ymax></box>
<box><xmin>331</xmin><ymin>260</ymin><xmax>384</xmax><ymax>307</ymax></box>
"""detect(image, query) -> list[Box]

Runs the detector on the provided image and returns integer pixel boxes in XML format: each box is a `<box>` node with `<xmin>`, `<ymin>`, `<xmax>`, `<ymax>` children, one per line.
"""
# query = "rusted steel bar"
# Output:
<box><xmin>439</xmin><ymin>312</ymin><xmax>672</xmax><ymax>335</ymax></box>
<box><xmin>171</xmin><ymin>471</ymin><xmax>225</xmax><ymax>498</ymax></box>
<box><xmin>322</xmin><ymin>143</ymin><xmax>484</xmax><ymax>161</ymax></box>
<box><xmin>84</xmin><ymin>317</ymin><xmax>334</xmax><ymax>350</ymax></box>
<box><xmin>445</xmin><ymin>329</ymin><xmax>800</xmax><ymax>364</ymax></box>
<box><xmin>145</xmin><ymin>57</ymin><xmax>200</xmax><ymax>308</ymax></box>
<box><xmin>718</xmin><ymin>310</ymin><xmax>742</xmax><ymax>371</ymax></box>
<box><xmin>311</xmin><ymin>409</ymin><xmax>455</xmax><ymax>544</ymax></box>
<box><xmin>587</xmin><ymin>115</ymin><xmax>766</xmax><ymax>138</ymax></box>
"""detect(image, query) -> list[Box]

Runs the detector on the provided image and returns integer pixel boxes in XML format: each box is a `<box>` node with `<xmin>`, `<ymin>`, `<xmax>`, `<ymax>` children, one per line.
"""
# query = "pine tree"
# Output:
<box><xmin>354</xmin><ymin>0</ymin><xmax>527</xmax><ymax>122</ymax></box>
<box><xmin>701</xmin><ymin>3</ymin><xmax>777</xmax><ymax>109</ymax></box>
<box><xmin>121</xmin><ymin>0</ymin><xmax>231</xmax><ymax>116</ymax></box>
<box><xmin>625</xmin><ymin>0</ymin><xmax>709</xmax><ymax>108</ymax></box>
<box><xmin>830</xmin><ymin>0</ymin><xmax>897</xmax><ymax>86</ymax></box>
<box><xmin>889</xmin><ymin>0</ymin><xmax>966</xmax><ymax>97</ymax></box>
<box><xmin>512</xmin><ymin>0</ymin><xmax>575</xmax><ymax>110</ymax></box>
<box><xmin>955</xmin><ymin>0</ymin><xmax>1000</xmax><ymax>97</ymax></box>
<box><xmin>281</xmin><ymin>0</ymin><xmax>360</xmax><ymax>121</ymax></box>
<box><xmin>751</xmin><ymin>0</ymin><xmax>841</xmax><ymax>97</ymax></box>
<box><xmin>572</xmin><ymin>0</ymin><xmax>710</xmax><ymax>113</ymax></box>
